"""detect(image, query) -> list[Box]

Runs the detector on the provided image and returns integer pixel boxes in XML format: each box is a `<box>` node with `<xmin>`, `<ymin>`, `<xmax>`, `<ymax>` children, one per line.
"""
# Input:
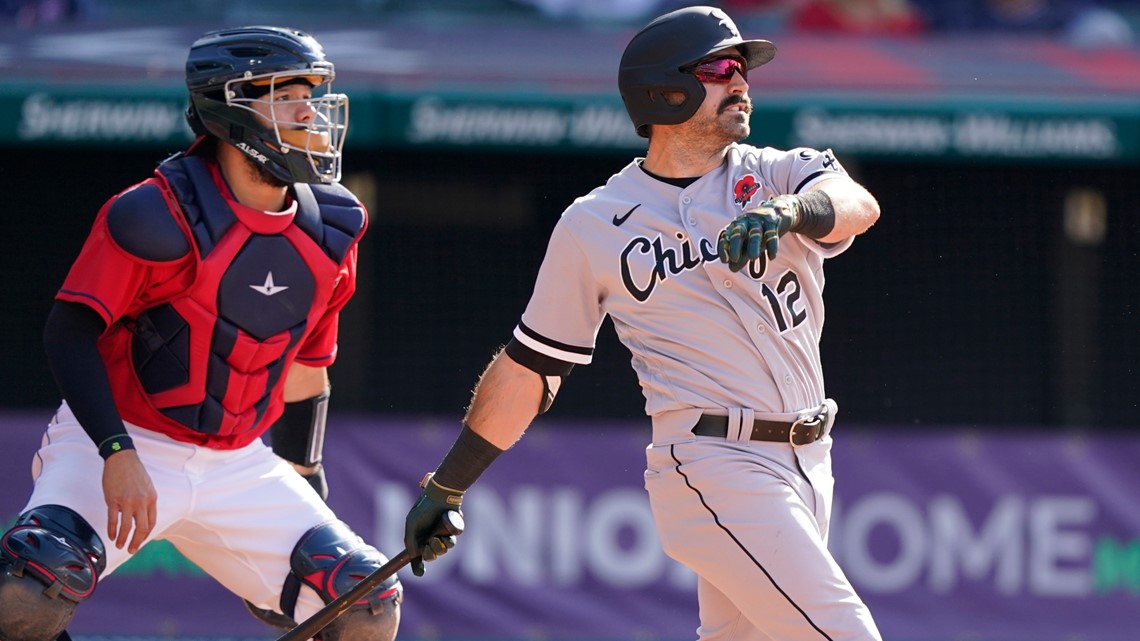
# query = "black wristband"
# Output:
<box><xmin>98</xmin><ymin>434</ymin><xmax>135</xmax><ymax>459</ymax></box>
<box><xmin>791</xmin><ymin>190</ymin><xmax>836</xmax><ymax>239</ymax></box>
<box><xmin>432</xmin><ymin>423</ymin><xmax>504</xmax><ymax>491</ymax></box>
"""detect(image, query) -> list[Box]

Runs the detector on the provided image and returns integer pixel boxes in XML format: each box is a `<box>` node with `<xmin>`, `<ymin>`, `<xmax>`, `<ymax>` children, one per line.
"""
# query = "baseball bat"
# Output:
<box><xmin>274</xmin><ymin>510</ymin><xmax>464</xmax><ymax>641</ymax></box>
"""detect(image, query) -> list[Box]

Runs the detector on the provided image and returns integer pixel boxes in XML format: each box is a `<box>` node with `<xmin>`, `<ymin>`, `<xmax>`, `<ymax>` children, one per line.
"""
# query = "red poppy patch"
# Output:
<box><xmin>733</xmin><ymin>175</ymin><xmax>761</xmax><ymax>209</ymax></box>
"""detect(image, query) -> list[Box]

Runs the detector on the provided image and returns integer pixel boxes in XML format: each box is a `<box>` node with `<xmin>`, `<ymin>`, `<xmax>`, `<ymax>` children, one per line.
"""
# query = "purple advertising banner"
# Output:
<box><xmin>1</xmin><ymin>410</ymin><xmax>1137</xmax><ymax>640</ymax></box>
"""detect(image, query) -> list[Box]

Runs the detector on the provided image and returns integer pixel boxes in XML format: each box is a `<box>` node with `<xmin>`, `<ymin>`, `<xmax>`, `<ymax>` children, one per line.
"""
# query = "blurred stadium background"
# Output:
<box><xmin>0</xmin><ymin>0</ymin><xmax>1137</xmax><ymax>639</ymax></box>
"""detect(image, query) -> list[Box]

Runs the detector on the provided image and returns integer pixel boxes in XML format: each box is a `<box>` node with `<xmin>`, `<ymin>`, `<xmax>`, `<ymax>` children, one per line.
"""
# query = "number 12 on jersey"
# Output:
<box><xmin>760</xmin><ymin>271</ymin><xmax>806</xmax><ymax>332</ymax></box>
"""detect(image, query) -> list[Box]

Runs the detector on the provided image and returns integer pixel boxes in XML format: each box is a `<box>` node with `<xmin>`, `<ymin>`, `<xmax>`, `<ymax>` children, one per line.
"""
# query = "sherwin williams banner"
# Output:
<box><xmin>0</xmin><ymin>412</ymin><xmax>1136</xmax><ymax>640</ymax></box>
<box><xmin>2</xmin><ymin>84</ymin><xmax>1138</xmax><ymax>163</ymax></box>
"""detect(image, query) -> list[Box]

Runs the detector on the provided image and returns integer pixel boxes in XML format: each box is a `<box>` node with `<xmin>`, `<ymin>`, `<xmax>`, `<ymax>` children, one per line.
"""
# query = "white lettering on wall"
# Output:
<box><xmin>375</xmin><ymin>483</ymin><xmax>1097</xmax><ymax>596</ymax></box>
<box><xmin>928</xmin><ymin>495</ymin><xmax>1024</xmax><ymax>594</ymax></box>
<box><xmin>1029</xmin><ymin>496</ymin><xmax>1095</xmax><ymax>596</ymax></box>
<box><xmin>839</xmin><ymin>493</ymin><xmax>928</xmax><ymax>592</ymax></box>
<box><xmin>19</xmin><ymin>93</ymin><xmax>191</xmax><ymax>142</ymax></box>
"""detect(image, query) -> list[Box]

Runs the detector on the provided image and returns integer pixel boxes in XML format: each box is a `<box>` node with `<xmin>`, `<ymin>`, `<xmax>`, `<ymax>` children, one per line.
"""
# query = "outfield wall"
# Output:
<box><xmin>2</xmin><ymin>412</ymin><xmax>1136</xmax><ymax>641</ymax></box>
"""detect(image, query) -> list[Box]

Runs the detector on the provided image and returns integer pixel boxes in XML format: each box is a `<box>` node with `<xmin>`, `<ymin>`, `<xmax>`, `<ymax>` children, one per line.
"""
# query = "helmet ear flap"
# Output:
<box><xmin>185</xmin><ymin>105</ymin><xmax>208</xmax><ymax>137</ymax></box>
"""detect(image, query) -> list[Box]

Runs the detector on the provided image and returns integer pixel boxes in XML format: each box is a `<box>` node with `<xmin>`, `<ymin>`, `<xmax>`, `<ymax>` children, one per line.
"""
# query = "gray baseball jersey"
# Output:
<box><xmin>513</xmin><ymin>142</ymin><xmax>851</xmax><ymax>424</ymax></box>
<box><xmin>510</xmin><ymin>141</ymin><xmax>882</xmax><ymax>640</ymax></box>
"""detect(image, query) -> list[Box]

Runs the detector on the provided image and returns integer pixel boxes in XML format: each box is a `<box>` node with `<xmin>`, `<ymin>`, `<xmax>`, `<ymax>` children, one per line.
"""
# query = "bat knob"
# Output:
<box><xmin>441</xmin><ymin>510</ymin><xmax>465</xmax><ymax>536</ymax></box>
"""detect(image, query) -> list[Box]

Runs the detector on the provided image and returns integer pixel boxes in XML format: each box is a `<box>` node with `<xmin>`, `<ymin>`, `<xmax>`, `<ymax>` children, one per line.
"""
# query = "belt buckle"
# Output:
<box><xmin>789</xmin><ymin>413</ymin><xmax>824</xmax><ymax>447</ymax></box>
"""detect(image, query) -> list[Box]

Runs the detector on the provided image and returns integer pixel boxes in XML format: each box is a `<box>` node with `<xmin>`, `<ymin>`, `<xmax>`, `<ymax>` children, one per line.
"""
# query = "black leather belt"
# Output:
<box><xmin>691</xmin><ymin>411</ymin><xmax>828</xmax><ymax>446</ymax></box>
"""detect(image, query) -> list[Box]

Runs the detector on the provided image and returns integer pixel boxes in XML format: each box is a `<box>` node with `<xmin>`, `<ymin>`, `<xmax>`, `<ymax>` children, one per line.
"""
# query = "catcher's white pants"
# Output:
<box><xmin>23</xmin><ymin>402</ymin><xmax>335</xmax><ymax>623</ymax></box>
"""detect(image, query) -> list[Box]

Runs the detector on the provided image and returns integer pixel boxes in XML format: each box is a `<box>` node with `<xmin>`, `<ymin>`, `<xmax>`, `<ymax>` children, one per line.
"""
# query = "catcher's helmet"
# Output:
<box><xmin>618</xmin><ymin>6</ymin><xmax>776</xmax><ymax>137</ymax></box>
<box><xmin>185</xmin><ymin>26</ymin><xmax>349</xmax><ymax>184</ymax></box>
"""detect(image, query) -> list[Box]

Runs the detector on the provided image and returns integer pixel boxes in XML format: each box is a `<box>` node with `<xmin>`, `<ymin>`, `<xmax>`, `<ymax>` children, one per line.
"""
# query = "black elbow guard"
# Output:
<box><xmin>270</xmin><ymin>391</ymin><xmax>330</xmax><ymax>467</ymax></box>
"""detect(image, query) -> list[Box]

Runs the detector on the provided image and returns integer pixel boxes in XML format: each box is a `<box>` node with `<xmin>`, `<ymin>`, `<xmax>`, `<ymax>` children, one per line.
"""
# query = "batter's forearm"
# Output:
<box><xmin>426</xmin><ymin>350</ymin><xmax>543</xmax><ymax>492</ymax></box>
<box><xmin>463</xmin><ymin>349</ymin><xmax>545</xmax><ymax>451</ymax></box>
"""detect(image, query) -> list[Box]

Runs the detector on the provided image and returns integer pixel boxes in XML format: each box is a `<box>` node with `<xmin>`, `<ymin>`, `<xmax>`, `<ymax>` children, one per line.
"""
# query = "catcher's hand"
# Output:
<box><xmin>717</xmin><ymin>195</ymin><xmax>800</xmax><ymax>273</ymax></box>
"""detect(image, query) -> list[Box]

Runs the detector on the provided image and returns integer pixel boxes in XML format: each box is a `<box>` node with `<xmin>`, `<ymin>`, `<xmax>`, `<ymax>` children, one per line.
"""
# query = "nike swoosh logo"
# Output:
<box><xmin>613</xmin><ymin>204</ymin><xmax>640</xmax><ymax>226</ymax></box>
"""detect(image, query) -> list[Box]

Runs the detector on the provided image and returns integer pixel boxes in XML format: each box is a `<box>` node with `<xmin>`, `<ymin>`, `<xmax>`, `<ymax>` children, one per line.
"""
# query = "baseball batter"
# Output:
<box><xmin>0</xmin><ymin>27</ymin><xmax>400</xmax><ymax>641</ymax></box>
<box><xmin>404</xmin><ymin>6</ymin><xmax>883</xmax><ymax>641</ymax></box>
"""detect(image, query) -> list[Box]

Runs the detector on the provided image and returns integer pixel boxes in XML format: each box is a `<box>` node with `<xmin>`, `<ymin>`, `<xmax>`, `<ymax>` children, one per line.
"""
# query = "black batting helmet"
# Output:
<box><xmin>185</xmin><ymin>26</ymin><xmax>349</xmax><ymax>184</ymax></box>
<box><xmin>618</xmin><ymin>6</ymin><xmax>776</xmax><ymax>138</ymax></box>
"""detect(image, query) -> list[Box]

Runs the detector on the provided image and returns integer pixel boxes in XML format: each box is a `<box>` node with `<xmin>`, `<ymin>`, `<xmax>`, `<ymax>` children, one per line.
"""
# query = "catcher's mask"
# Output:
<box><xmin>618</xmin><ymin>5</ymin><xmax>776</xmax><ymax>138</ymax></box>
<box><xmin>184</xmin><ymin>25</ymin><xmax>349</xmax><ymax>184</ymax></box>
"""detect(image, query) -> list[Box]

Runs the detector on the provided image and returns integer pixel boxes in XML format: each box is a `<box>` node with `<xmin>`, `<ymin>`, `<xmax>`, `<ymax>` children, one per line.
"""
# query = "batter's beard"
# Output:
<box><xmin>679</xmin><ymin>99</ymin><xmax>752</xmax><ymax>149</ymax></box>
<box><xmin>723</xmin><ymin>119</ymin><xmax>751</xmax><ymax>143</ymax></box>
<box><xmin>718</xmin><ymin>96</ymin><xmax>752</xmax><ymax>142</ymax></box>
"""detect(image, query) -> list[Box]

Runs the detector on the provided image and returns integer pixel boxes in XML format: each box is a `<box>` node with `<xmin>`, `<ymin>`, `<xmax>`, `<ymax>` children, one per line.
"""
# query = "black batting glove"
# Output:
<box><xmin>404</xmin><ymin>472</ymin><xmax>463</xmax><ymax>577</ymax></box>
<box><xmin>717</xmin><ymin>195</ymin><xmax>800</xmax><ymax>273</ymax></box>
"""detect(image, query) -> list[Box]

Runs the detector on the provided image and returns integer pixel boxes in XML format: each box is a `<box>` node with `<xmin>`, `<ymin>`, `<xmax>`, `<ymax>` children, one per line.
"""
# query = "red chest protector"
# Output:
<box><xmin>102</xmin><ymin>154</ymin><xmax>364</xmax><ymax>449</ymax></box>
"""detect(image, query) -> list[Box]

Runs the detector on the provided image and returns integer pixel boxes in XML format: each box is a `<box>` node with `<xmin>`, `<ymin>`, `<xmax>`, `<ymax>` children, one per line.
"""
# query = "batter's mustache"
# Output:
<box><xmin>720</xmin><ymin>96</ymin><xmax>752</xmax><ymax>114</ymax></box>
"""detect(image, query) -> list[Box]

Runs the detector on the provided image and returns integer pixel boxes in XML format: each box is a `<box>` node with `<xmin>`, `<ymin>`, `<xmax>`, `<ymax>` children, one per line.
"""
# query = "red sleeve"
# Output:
<box><xmin>294</xmin><ymin>240</ymin><xmax>360</xmax><ymax>367</ymax></box>
<box><xmin>56</xmin><ymin>188</ymin><xmax>193</xmax><ymax>325</ymax></box>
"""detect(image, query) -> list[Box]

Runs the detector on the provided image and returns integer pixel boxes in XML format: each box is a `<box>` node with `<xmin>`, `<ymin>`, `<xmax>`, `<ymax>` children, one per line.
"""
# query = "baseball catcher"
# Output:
<box><xmin>0</xmin><ymin>26</ymin><xmax>399</xmax><ymax>641</ymax></box>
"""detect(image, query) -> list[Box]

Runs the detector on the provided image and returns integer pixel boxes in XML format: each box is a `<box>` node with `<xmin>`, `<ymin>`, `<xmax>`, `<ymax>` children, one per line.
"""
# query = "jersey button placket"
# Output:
<box><xmin>680</xmin><ymin>195</ymin><xmax>697</xmax><ymax>226</ymax></box>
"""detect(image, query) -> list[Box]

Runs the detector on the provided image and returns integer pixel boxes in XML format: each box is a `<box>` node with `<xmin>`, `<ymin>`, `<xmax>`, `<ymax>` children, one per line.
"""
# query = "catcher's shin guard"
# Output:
<box><xmin>282</xmin><ymin>520</ymin><xmax>402</xmax><ymax>641</ymax></box>
<box><xmin>0</xmin><ymin>505</ymin><xmax>105</xmax><ymax>641</ymax></box>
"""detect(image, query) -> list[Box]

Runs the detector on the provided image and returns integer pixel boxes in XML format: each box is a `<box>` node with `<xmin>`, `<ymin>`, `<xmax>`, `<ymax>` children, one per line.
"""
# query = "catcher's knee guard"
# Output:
<box><xmin>0</xmin><ymin>505</ymin><xmax>105</xmax><ymax>641</ymax></box>
<box><xmin>279</xmin><ymin>520</ymin><xmax>401</xmax><ymax>641</ymax></box>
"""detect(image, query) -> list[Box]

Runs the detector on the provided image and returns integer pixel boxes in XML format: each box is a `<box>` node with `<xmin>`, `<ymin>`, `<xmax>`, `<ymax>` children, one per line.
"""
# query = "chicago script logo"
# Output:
<box><xmin>620</xmin><ymin>232</ymin><xmax>719</xmax><ymax>302</ymax></box>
